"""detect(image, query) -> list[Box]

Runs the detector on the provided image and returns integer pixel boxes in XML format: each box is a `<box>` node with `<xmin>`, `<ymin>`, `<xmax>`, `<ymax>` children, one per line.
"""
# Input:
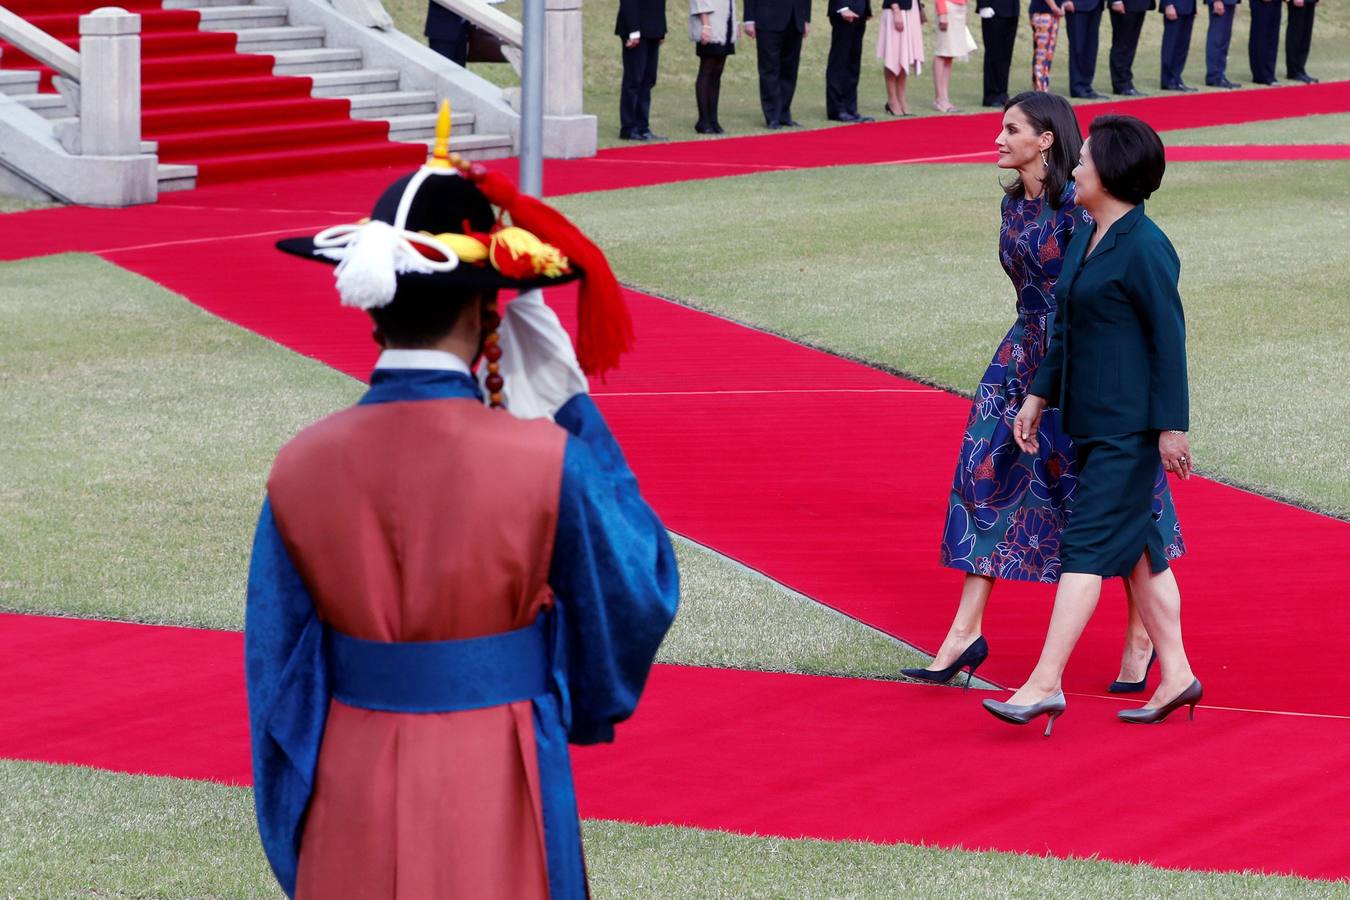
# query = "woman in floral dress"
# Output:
<box><xmin>904</xmin><ymin>92</ymin><xmax>1186</xmax><ymax>690</ymax></box>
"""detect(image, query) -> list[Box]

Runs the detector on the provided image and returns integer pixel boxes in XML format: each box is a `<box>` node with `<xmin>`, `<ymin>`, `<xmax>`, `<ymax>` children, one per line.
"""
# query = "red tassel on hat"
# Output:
<box><xmin>471</xmin><ymin>168</ymin><xmax>634</xmax><ymax>378</ymax></box>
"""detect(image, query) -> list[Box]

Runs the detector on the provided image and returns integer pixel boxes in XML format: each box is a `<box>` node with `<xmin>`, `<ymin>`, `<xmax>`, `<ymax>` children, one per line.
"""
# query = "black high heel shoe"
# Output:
<box><xmin>901</xmin><ymin>636</ymin><xmax>989</xmax><ymax>691</ymax></box>
<box><xmin>1117</xmin><ymin>679</ymin><xmax>1203</xmax><ymax>724</ymax></box>
<box><xmin>1108</xmin><ymin>649</ymin><xmax>1158</xmax><ymax>694</ymax></box>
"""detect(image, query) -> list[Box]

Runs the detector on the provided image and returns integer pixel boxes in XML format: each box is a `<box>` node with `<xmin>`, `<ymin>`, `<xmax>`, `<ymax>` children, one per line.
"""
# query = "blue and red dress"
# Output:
<box><xmin>939</xmin><ymin>184</ymin><xmax>1186</xmax><ymax>582</ymax></box>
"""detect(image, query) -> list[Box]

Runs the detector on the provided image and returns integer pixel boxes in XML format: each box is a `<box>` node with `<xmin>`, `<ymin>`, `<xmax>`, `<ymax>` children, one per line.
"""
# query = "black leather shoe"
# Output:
<box><xmin>1162</xmin><ymin>82</ymin><xmax>1198</xmax><ymax>92</ymax></box>
<box><xmin>782</xmin><ymin>118</ymin><xmax>803</xmax><ymax>127</ymax></box>
<box><xmin>1071</xmin><ymin>89</ymin><xmax>1107</xmax><ymax>99</ymax></box>
<box><xmin>1206</xmin><ymin>77</ymin><xmax>1242</xmax><ymax>88</ymax></box>
<box><xmin>638</xmin><ymin>129</ymin><xmax>668</xmax><ymax>141</ymax></box>
<box><xmin>1115</xmin><ymin>86</ymin><xmax>1146</xmax><ymax>96</ymax></box>
<box><xmin>766</xmin><ymin>120</ymin><xmax>782</xmax><ymax>130</ymax></box>
<box><xmin>856</xmin><ymin>115</ymin><xmax>875</xmax><ymax>123</ymax></box>
<box><xmin>830</xmin><ymin>112</ymin><xmax>863</xmax><ymax>122</ymax></box>
<box><xmin>618</xmin><ymin>130</ymin><xmax>647</xmax><ymax>141</ymax></box>
<box><xmin>1259</xmin><ymin>79</ymin><xmax>1281</xmax><ymax>86</ymax></box>
<box><xmin>1108</xmin><ymin>650</ymin><xmax>1158</xmax><ymax>694</ymax></box>
<box><xmin>695</xmin><ymin>123</ymin><xmax>717</xmax><ymax>134</ymax></box>
<box><xmin>1292</xmin><ymin>73</ymin><xmax>1320</xmax><ymax>84</ymax></box>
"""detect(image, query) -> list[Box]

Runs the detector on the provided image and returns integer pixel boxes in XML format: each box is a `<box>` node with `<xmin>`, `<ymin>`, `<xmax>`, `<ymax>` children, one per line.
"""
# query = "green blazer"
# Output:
<box><xmin>1029</xmin><ymin>203</ymin><xmax>1190</xmax><ymax>436</ymax></box>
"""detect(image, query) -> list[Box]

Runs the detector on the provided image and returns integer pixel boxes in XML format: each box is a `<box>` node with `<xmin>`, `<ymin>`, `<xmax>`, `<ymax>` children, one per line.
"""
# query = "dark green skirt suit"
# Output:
<box><xmin>1028</xmin><ymin>203</ymin><xmax>1189</xmax><ymax>578</ymax></box>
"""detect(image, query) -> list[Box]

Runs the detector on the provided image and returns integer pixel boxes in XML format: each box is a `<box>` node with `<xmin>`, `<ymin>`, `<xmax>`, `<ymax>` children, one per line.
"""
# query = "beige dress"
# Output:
<box><xmin>934</xmin><ymin>0</ymin><xmax>979</xmax><ymax>59</ymax></box>
<box><xmin>876</xmin><ymin>4</ymin><xmax>926</xmax><ymax>75</ymax></box>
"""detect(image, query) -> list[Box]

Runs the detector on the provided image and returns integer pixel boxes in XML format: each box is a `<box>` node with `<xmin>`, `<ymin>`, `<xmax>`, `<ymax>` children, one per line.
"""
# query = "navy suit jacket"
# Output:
<box><xmin>1160</xmin><ymin>0</ymin><xmax>1196</xmax><ymax>14</ymax></box>
<box><xmin>830</xmin><ymin>0</ymin><xmax>873</xmax><ymax>17</ymax></box>
<box><xmin>1116</xmin><ymin>0</ymin><xmax>1156</xmax><ymax>12</ymax></box>
<box><xmin>744</xmin><ymin>0</ymin><xmax>811</xmax><ymax>30</ymax></box>
<box><xmin>1030</xmin><ymin>204</ymin><xmax>1190</xmax><ymax>436</ymax></box>
<box><xmin>615</xmin><ymin>0</ymin><xmax>668</xmax><ymax>37</ymax></box>
<box><xmin>1070</xmin><ymin>0</ymin><xmax>1103</xmax><ymax>14</ymax></box>
<box><xmin>978</xmin><ymin>0</ymin><xmax>1021</xmax><ymax>16</ymax></box>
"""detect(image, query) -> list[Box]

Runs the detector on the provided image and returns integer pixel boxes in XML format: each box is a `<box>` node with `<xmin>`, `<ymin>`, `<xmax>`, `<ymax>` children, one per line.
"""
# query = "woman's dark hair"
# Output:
<box><xmin>369</xmin><ymin>282</ymin><xmax>492</xmax><ymax>348</ymax></box>
<box><xmin>1085</xmin><ymin>115</ymin><xmax>1166</xmax><ymax>204</ymax></box>
<box><xmin>1002</xmin><ymin>91</ymin><xmax>1084</xmax><ymax>209</ymax></box>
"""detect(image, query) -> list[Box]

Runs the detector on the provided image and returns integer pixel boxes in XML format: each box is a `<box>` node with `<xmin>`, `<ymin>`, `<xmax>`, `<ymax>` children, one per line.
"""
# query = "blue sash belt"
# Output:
<box><xmin>326</xmin><ymin>615</ymin><xmax>550</xmax><ymax>713</ymax></box>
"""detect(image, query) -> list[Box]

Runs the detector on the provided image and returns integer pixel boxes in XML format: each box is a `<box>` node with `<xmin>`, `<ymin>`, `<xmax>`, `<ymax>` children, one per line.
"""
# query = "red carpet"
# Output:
<box><xmin>2</xmin><ymin>89</ymin><xmax>1349</xmax><ymax>879</ymax></box>
<box><xmin>0</xmin><ymin>0</ymin><xmax>424</xmax><ymax>182</ymax></box>
<box><xmin>3</xmin><ymin>612</ymin><xmax>1349</xmax><ymax>881</ymax></box>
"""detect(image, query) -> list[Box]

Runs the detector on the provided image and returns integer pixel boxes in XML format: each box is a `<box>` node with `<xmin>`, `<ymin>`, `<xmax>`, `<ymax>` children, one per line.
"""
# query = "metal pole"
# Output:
<box><xmin>519</xmin><ymin>0</ymin><xmax>545</xmax><ymax>197</ymax></box>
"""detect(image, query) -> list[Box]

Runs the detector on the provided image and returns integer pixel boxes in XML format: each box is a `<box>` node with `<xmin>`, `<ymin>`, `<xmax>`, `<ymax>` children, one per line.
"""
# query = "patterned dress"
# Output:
<box><xmin>940</xmin><ymin>184</ymin><xmax>1186</xmax><ymax>582</ymax></box>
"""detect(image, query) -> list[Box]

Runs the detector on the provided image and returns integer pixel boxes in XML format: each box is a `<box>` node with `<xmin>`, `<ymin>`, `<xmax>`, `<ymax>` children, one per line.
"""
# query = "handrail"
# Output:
<box><xmin>431</xmin><ymin>0</ymin><xmax>521</xmax><ymax>48</ymax></box>
<box><xmin>0</xmin><ymin>6</ymin><xmax>82</xmax><ymax>81</ymax></box>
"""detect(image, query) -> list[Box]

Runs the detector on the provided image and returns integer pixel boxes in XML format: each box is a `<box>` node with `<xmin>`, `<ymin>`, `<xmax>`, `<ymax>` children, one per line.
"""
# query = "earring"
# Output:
<box><xmin>1040</xmin><ymin>150</ymin><xmax>1049</xmax><ymax>169</ymax></box>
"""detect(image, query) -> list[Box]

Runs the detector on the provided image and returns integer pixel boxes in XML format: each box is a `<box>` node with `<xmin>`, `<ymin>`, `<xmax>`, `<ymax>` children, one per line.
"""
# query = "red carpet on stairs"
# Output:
<box><xmin>3</xmin><ymin>613</ymin><xmax>1349</xmax><ymax>881</ymax></box>
<box><xmin>0</xmin><ymin>0</ymin><xmax>425</xmax><ymax>182</ymax></box>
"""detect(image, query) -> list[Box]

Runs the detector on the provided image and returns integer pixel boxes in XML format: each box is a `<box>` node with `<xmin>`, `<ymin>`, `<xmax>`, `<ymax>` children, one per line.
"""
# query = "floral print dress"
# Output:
<box><xmin>939</xmin><ymin>184</ymin><xmax>1187</xmax><ymax>582</ymax></box>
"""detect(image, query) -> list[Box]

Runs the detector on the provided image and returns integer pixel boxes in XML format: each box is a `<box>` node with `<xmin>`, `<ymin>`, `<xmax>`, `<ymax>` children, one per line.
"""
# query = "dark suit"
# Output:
<box><xmin>1065</xmin><ymin>0</ymin><xmax>1104</xmax><ymax>96</ymax></box>
<box><xmin>425</xmin><ymin>3</ymin><xmax>470</xmax><ymax>66</ymax></box>
<box><xmin>1030</xmin><ymin>204</ymin><xmax>1187</xmax><ymax>576</ymax></box>
<box><xmin>1203</xmin><ymin>0</ymin><xmax>1240</xmax><ymax>83</ymax></box>
<box><xmin>1247</xmin><ymin>0</ymin><xmax>1281</xmax><ymax>83</ymax></box>
<box><xmin>827</xmin><ymin>0</ymin><xmax>872</xmax><ymax>118</ymax></box>
<box><xmin>1159</xmin><ymin>0</ymin><xmax>1196</xmax><ymax>88</ymax></box>
<box><xmin>1031</xmin><ymin>203</ymin><xmax>1189</xmax><ymax>437</ymax></box>
<box><xmin>616</xmin><ymin>0</ymin><xmax>668</xmax><ymax>137</ymax></box>
<box><xmin>1107</xmin><ymin>0</ymin><xmax>1154</xmax><ymax>93</ymax></box>
<box><xmin>977</xmin><ymin>0</ymin><xmax>1020</xmax><ymax>106</ymax></box>
<box><xmin>1285</xmin><ymin>0</ymin><xmax>1317</xmax><ymax>79</ymax></box>
<box><xmin>745</xmin><ymin>0</ymin><xmax>811</xmax><ymax>125</ymax></box>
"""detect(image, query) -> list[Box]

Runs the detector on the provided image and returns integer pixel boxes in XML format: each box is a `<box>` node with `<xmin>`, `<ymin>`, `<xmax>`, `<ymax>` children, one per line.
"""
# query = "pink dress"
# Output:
<box><xmin>877</xmin><ymin>2</ymin><xmax>926</xmax><ymax>75</ymax></box>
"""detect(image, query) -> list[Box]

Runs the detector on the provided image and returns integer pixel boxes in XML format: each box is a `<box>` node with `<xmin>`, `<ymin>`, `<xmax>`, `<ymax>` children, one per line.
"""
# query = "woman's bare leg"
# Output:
<box><xmin>928</xmin><ymin>573</ymin><xmax>994</xmax><ymax>668</ymax></box>
<box><xmin>1125</xmin><ymin>554</ymin><xmax>1196</xmax><ymax>707</ymax></box>
<box><xmin>1116</xmin><ymin>580</ymin><xmax>1155</xmax><ymax>682</ymax></box>
<box><xmin>933</xmin><ymin>56</ymin><xmax>954</xmax><ymax>108</ymax></box>
<box><xmin>1005</xmin><ymin>572</ymin><xmax>1103</xmax><ymax>704</ymax></box>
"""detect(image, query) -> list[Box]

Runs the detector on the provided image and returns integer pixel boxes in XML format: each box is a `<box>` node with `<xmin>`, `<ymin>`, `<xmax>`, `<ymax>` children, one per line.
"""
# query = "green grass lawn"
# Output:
<box><xmin>382</xmin><ymin>0</ymin><xmax>1349</xmax><ymax>147</ymax></box>
<box><xmin>1165</xmin><ymin>111</ymin><xmax>1350</xmax><ymax>145</ymax></box>
<box><xmin>4</xmin><ymin>760</ymin><xmax>1345</xmax><ymax>899</ymax></box>
<box><xmin>553</xmin><ymin>160</ymin><xmax>1350</xmax><ymax>518</ymax></box>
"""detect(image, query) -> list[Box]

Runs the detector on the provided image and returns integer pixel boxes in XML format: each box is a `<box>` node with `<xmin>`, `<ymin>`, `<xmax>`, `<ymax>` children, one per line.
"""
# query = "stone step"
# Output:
<box><xmin>430</xmin><ymin>132</ymin><xmax>513</xmax><ymax>161</ymax></box>
<box><xmin>0</xmin><ymin>70</ymin><xmax>41</xmax><ymax>97</ymax></box>
<box><xmin>386</xmin><ymin>112</ymin><xmax>445</xmax><ymax>143</ymax></box>
<box><xmin>234</xmin><ymin>25</ymin><xmax>325</xmax><ymax>53</ymax></box>
<box><xmin>308</xmin><ymin>68</ymin><xmax>401</xmax><ymax>97</ymax></box>
<box><xmin>197</xmin><ymin>5</ymin><xmax>288</xmax><ymax>31</ymax></box>
<box><xmin>158</xmin><ymin>162</ymin><xmax>198</xmax><ymax>192</ymax></box>
<box><xmin>346</xmin><ymin>90</ymin><xmax>440</xmax><ymax>121</ymax></box>
<box><xmin>10</xmin><ymin>93</ymin><xmax>71</xmax><ymax>119</ymax></box>
<box><xmin>271</xmin><ymin>47</ymin><xmax>362</xmax><ymax>75</ymax></box>
<box><xmin>165</xmin><ymin>0</ymin><xmax>255</xmax><ymax>7</ymax></box>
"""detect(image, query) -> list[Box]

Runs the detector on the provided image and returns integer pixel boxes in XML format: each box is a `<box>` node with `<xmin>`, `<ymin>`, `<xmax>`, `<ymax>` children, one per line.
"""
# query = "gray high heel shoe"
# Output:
<box><xmin>982</xmin><ymin>691</ymin><xmax>1067</xmax><ymax>737</ymax></box>
<box><xmin>1117</xmin><ymin>679</ymin><xmax>1203</xmax><ymax>724</ymax></box>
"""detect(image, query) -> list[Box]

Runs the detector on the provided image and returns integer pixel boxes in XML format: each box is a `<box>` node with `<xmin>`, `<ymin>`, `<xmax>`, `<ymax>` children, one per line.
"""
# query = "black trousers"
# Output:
<box><xmin>1066</xmin><ymin>7</ymin><xmax>1104</xmax><ymax>95</ymax></box>
<box><xmin>1160</xmin><ymin>13</ymin><xmax>1194</xmax><ymax>86</ymax></box>
<box><xmin>756</xmin><ymin>27</ymin><xmax>804</xmax><ymax>125</ymax></box>
<box><xmin>1204</xmin><ymin>3</ymin><xmax>1235</xmax><ymax>82</ymax></box>
<box><xmin>981</xmin><ymin>14</ymin><xmax>1019</xmax><ymax>106</ymax></box>
<box><xmin>619</xmin><ymin>37</ymin><xmax>661</xmax><ymax>136</ymax></box>
<box><xmin>1107</xmin><ymin>9</ymin><xmax>1145</xmax><ymax>91</ymax></box>
<box><xmin>1285</xmin><ymin>2</ymin><xmax>1315</xmax><ymax>78</ymax></box>
<box><xmin>826</xmin><ymin>15</ymin><xmax>867</xmax><ymax>118</ymax></box>
<box><xmin>1247</xmin><ymin>0</ymin><xmax>1281</xmax><ymax>83</ymax></box>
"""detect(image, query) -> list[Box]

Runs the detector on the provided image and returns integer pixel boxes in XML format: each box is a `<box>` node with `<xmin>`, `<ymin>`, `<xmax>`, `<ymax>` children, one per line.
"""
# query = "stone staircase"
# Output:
<box><xmin>0</xmin><ymin>0</ymin><xmax>512</xmax><ymax>193</ymax></box>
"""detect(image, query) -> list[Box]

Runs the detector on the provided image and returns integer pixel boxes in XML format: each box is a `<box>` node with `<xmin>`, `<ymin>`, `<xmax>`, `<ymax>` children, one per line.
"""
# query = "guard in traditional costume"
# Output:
<box><xmin>245</xmin><ymin>105</ymin><xmax>680</xmax><ymax>899</ymax></box>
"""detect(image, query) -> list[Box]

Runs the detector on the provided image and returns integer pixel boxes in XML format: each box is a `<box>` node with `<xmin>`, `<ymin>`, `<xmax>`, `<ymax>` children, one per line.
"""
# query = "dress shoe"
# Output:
<box><xmin>1071</xmin><ymin>89</ymin><xmax>1108</xmax><ymax>99</ymax></box>
<box><xmin>983</xmin><ymin>691</ymin><xmax>1067</xmax><ymax>737</ymax></box>
<box><xmin>695</xmin><ymin>123</ymin><xmax>717</xmax><ymax>134</ymax></box>
<box><xmin>1205</xmin><ymin>77</ymin><xmax>1242</xmax><ymax>88</ymax></box>
<box><xmin>830</xmin><ymin>112</ymin><xmax>863</xmax><ymax>122</ymax></box>
<box><xmin>901</xmin><ymin>636</ymin><xmax>989</xmax><ymax>692</ymax></box>
<box><xmin>712</xmin><ymin>123</ymin><xmax>726</xmax><ymax>134</ymax></box>
<box><xmin>1117</xmin><ymin>679</ymin><xmax>1203</xmax><ymax>724</ymax></box>
<box><xmin>1161</xmin><ymin>82</ymin><xmax>1198</xmax><ymax>92</ymax></box>
<box><xmin>1107</xmin><ymin>650</ymin><xmax>1157</xmax><ymax>694</ymax></box>
<box><xmin>1259</xmin><ymin>79</ymin><xmax>1281</xmax><ymax>86</ymax></box>
<box><xmin>618</xmin><ymin>131</ymin><xmax>648</xmax><ymax>141</ymax></box>
<box><xmin>781</xmin><ymin>118</ymin><xmax>803</xmax><ymax>127</ymax></box>
<box><xmin>638</xmin><ymin>129</ymin><xmax>668</xmax><ymax>141</ymax></box>
<box><xmin>766</xmin><ymin>120</ymin><xmax>783</xmax><ymax>130</ymax></box>
<box><xmin>1292</xmin><ymin>73</ymin><xmax>1320</xmax><ymax>84</ymax></box>
<box><xmin>1114</xmin><ymin>86</ymin><xmax>1147</xmax><ymax>96</ymax></box>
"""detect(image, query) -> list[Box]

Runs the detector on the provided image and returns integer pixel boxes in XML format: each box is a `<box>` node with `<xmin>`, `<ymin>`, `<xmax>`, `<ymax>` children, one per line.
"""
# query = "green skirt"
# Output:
<box><xmin>1060</xmin><ymin>431</ymin><xmax>1172</xmax><ymax>578</ymax></box>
